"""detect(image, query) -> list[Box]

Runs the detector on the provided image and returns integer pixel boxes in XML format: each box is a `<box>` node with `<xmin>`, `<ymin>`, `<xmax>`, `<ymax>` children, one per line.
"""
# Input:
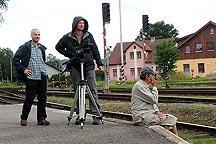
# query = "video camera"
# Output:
<box><xmin>74</xmin><ymin>42</ymin><xmax>93</xmax><ymax>59</ymax></box>
<box><xmin>60</xmin><ymin>43</ymin><xmax>93</xmax><ymax>75</ymax></box>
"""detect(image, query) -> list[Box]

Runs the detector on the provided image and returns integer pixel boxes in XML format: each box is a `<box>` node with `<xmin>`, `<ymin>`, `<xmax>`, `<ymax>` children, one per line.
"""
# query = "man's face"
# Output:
<box><xmin>76</xmin><ymin>20</ymin><xmax>85</xmax><ymax>31</ymax></box>
<box><xmin>146</xmin><ymin>74</ymin><xmax>155</xmax><ymax>84</ymax></box>
<box><xmin>31</xmin><ymin>29</ymin><xmax>40</xmax><ymax>43</ymax></box>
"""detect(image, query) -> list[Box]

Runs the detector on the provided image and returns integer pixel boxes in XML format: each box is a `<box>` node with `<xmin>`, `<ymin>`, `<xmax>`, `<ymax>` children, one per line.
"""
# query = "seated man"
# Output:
<box><xmin>131</xmin><ymin>66</ymin><xmax>177</xmax><ymax>134</ymax></box>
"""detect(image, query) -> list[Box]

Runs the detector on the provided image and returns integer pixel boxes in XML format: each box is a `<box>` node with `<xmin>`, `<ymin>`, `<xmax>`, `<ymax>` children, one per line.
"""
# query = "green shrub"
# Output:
<box><xmin>95</xmin><ymin>70</ymin><xmax>104</xmax><ymax>81</ymax></box>
<box><xmin>169</xmin><ymin>71</ymin><xmax>191</xmax><ymax>80</ymax></box>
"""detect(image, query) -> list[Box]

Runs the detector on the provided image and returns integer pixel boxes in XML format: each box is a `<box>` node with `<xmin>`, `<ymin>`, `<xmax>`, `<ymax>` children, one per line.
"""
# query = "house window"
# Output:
<box><xmin>210</xmin><ymin>28</ymin><xmax>214</xmax><ymax>34</ymax></box>
<box><xmin>138</xmin><ymin>67</ymin><xmax>142</xmax><ymax>76</ymax></box>
<box><xmin>113</xmin><ymin>69</ymin><xmax>117</xmax><ymax>77</ymax></box>
<box><xmin>198</xmin><ymin>63</ymin><xmax>205</xmax><ymax>73</ymax></box>
<box><xmin>207</xmin><ymin>42</ymin><xmax>214</xmax><ymax>50</ymax></box>
<box><xmin>130</xmin><ymin>52</ymin><xmax>134</xmax><ymax>59</ymax></box>
<box><xmin>134</xmin><ymin>46</ymin><xmax>136</xmax><ymax>49</ymax></box>
<box><xmin>185</xmin><ymin>45</ymin><xmax>190</xmax><ymax>53</ymax></box>
<box><xmin>130</xmin><ymin>68</ymin><xmax>135</xmax><ymax>76</ymax></box>
<box><xmin>183</xmin><ymin>64</ymin><xmax>190</xmax><ymax>73</ymax></box>
<box><xmin>195</xmin><ymin>43</ymin><xmax>202</xmax><ymax>51</ymax></box>
<box><xmin>137</xmin><ymin>51</ymin><xmax>141</xmax><ymax>59</ymax></box>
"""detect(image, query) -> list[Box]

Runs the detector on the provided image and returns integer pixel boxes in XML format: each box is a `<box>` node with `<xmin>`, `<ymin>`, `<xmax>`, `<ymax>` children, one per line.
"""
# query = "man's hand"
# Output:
<box><xmin>151</xmin><ymin>75</ymin><xmax>157</xmax><ymax>87</ymax></box>
<box><xmin>155</xmin><ymin>111</ymin><xmax>163</xmax><ymax>119</ymax></box>
<box><xmin>98</xmin><ymin>66</ymin><xmax>103</xmax><ymax>71</ymax></box>
<box><xmin>24</xmin><ymin>68</ymin><xmax>32</xmax><ymax>76</ymax></box>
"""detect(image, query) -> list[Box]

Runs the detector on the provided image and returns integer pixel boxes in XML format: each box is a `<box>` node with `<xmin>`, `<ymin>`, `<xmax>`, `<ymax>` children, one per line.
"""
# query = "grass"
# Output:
<box><xmin>160</xmin><ymin>95</ymin><xmax>216</xmax><ymax>99</ymax></box>
<box><xmin>0</xmin><ymin>81</ymin><xmax>25</xmax><ymax>88</ymax></box>
<box><xmin>47</xmin><ymin>96</ymin><xmax>72</xmax><ymax>106</ymax></box>
<box><xmin>179</xmin><ymin>129</ymin><xmax>216</xmax><ymax>144</ymax></box>
<box><xmin>159</xmin><ymin>103</ymin><xmax>216</xmax><ymax>127</ymax></box>
<box><xmin>96</xmin><ymin>77</ymin><xmax>216</xmax><ymax>88</ymax></box>
<box><xmin>189</xmin><ymin>137</ymin><xmax>216</xmax><ymax>144</ymax></box>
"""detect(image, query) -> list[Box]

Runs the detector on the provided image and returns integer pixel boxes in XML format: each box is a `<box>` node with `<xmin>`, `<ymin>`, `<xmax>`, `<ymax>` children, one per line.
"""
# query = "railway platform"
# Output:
<box><xmin>0</xmin><ymin>104</ymin><xmax>188</xmax><ymax>144</ymax></box>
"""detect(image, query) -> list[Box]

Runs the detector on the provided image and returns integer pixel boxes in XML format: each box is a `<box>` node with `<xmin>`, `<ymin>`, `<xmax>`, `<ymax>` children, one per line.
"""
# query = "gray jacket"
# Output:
<box><xmin>131</xmin><ymin>79</ymin><xmax>159</xmax><ymax>123</ymax></box>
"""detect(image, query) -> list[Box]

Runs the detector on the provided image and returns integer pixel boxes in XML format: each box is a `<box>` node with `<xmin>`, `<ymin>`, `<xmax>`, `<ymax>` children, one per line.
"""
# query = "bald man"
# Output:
<box><xmin>13</xmin><ymin>29</ymin><xmax>50</xmax><ymax>126</ymax></box>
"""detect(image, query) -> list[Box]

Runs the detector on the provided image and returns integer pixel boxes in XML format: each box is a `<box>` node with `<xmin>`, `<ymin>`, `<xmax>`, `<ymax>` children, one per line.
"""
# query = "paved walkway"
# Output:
<box><xmin>0</xmin><ymin>104</ymin><xmax>188</xmax><ymax>144</ymax></box>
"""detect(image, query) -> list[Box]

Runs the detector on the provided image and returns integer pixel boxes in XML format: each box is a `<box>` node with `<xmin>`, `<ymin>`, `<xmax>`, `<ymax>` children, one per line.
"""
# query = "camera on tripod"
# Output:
<box><xmin>60</xmin><ymin>43</ymin><xmax>93</xmax><ymax>74</ymax></box>
<box><xmin>75</xmin><ymin>42</ymin><xmax>93</xmax><ymax>60</ymax></box>
<box><xmin>65</xmin><ymin>42</ymin><xmax>103</xmax><ymax>128</ymax></box>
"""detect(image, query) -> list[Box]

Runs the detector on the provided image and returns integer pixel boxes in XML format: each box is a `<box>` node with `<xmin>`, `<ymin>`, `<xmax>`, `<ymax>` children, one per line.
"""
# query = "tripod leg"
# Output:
<box><xmin>79</xmin><ymin>84</ymin><xmax>86</xmax><ymax>129</ymax></box>
<box><xmin>67</xmin><ymin>87</ymin><xmax>79</xmax><ymax>125</ymax></box>
<box><xmin>86</xmin><ymin>85</ymin><xmax>103</xmax><ymax>124</ymax></box>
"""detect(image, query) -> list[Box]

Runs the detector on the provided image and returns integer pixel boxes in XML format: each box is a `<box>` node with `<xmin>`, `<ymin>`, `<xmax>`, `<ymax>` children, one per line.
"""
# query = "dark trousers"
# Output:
<box><xmin>20</xmin><ymin>74</ymin><xmax>47</xmax><ymax>121</ymax></box>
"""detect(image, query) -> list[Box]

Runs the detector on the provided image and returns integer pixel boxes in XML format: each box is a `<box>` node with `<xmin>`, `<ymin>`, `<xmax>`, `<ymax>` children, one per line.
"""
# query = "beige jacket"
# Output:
<box><xmin>131</xmin><ymin>79</ymin><xmax>159</xmax><ymax>124</ymax></box>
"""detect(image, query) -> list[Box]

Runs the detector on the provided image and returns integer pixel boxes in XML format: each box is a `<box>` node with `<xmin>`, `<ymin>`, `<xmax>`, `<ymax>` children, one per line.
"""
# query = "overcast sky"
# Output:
<box><xmin>0</xmin><ymin>0</ymin><xmax>215</xmax><ymax>59</ymax></box>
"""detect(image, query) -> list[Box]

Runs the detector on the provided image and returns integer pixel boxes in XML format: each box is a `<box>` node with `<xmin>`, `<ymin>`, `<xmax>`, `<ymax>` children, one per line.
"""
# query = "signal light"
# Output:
<box><xmin>102</xmin><ymin>3</ymin><xmax>110</xmax><ymax>23</ymax></box>
<box><xmin>142</xmin><ymin>15</ymin><xmax>149</xmax><ymax>33</ymax></box>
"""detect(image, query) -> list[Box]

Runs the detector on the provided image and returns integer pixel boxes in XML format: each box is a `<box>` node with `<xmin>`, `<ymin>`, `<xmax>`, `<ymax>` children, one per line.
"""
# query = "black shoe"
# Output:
<box><xmin>92</xmin><ymin>116</ymin><xmax>100</xmax><ymax>125</ymax></box>
<box><xmin>38</xmin><ymin>120</ymin><xmax>50</xmax><ymax>126</ymax></box>
<box><xmin>20</xmin><ymin>119</ymin><xmax>27</xmax><ymax>126</ymax></box>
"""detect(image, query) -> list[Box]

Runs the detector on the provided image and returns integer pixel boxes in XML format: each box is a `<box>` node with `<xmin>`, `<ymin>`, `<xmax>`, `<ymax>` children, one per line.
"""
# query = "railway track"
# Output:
<box><xmin>2</xmin><ymin>88</ymin><xmax>216</xmax><ymax>104</ymax></box>
<box><xmin>2</xmin><ymin>87</ymin><xmax>216</xmax><ymax>95</ymax></box>
<box><xmin>105</xmin><ymin>87</ymin><xmax>216</xmax><ymax>95</ymax></box>
<box><xmin>0</xmin><ymin>89</ymin><xmax>216</xmax><ymax>136</ymax></box>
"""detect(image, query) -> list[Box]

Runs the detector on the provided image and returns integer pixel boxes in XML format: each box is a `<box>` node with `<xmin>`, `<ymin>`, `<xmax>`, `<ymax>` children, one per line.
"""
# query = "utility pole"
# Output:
<box><xmin>10</xmin><ymin>56</ymin><xmax>13</xmax><ymax>82</ymax></box>
<box><xmin>102</xmin><ymin>3</ymin><xmax>111</xmax><ymax>93</ymax></box>
<box><xmin>142</xmin><ymin>15</ymin><xmax>149</xmax><ymax>67</ymax></box>
<box><xmin>119</xmin><ymin>0</ymin><xmax>125</xmax><ymax>85</ymax></box>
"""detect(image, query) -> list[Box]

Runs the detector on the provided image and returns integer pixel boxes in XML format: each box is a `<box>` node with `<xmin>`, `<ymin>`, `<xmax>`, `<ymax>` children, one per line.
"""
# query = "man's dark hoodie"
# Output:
<box><xmin>55</xmin><ymin>16</ymin><xmax>103</xmax><ymax>71</ymax></box>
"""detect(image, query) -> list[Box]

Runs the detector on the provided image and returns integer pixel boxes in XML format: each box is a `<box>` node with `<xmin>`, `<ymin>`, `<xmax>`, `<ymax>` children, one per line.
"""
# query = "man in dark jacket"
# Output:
<box><xmin>55</xmin><ymin>16</ymin><xmax>103</xmax><ymax>125</ymax></box>
<box><xmin>13</xmin><ymin>28</ymin><xmax>50</xmax><ymax>126</ymax></box>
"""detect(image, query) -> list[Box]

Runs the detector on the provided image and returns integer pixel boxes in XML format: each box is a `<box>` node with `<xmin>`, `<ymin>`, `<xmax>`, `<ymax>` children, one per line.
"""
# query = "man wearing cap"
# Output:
<box><xmin>55</xmin><ymin>16</ymin><xmax>103</xmax><ymax>125</ymax></box>
<box><xmin>131</xmin><ymin>66</ymin><xmax>177</xmax><ymax>134</ymax></box>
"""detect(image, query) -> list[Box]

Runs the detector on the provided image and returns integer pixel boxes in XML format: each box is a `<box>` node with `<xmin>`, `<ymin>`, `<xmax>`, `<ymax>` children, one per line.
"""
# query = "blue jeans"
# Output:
<box><xmin>20</xmin><ymin>74</ymin><xmax>47</xmax><ymax>120</ymax></box>
<box><xmin>70</xmin><ymin>67</ymin><xmax>100</xmax><ymax>115</ymax></box>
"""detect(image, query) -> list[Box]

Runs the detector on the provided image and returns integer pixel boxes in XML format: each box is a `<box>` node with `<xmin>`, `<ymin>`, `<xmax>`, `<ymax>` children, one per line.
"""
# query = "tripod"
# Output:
<box><xmin>67</xmin><ymin>60</ymin><xmax>103</xmax><ymax>129</ymax></box>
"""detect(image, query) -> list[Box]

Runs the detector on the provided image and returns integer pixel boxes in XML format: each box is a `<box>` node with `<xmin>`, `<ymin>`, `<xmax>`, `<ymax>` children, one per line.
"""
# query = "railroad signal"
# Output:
<box><xmin>102</xmin><ymin>3</ymin><xmax>110</xmax><ymax>23</ymax></box>
<box><xmin>142</xmin><ymin>15</ymin><xmax>149</xmax><ymax>33</ymax></box>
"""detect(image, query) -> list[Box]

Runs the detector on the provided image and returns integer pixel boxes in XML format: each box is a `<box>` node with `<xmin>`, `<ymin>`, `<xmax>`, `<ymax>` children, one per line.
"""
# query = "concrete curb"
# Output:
<box><xmin>150</xmin><ymin>125</ymin><xmax>189</xmax><ymax>144</ymax></box>
<box><xmin>103</xmin><ymin>117</ymin><xmax>189</xmax><ymax>144</ymax></box>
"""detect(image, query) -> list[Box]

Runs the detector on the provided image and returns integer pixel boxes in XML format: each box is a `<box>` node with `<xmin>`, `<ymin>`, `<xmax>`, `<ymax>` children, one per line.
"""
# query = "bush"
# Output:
<box><xmin>95</xmin><ymin>70</ymin><xmax>104</xmax><ymax>81</ymax></box>
<box><xmin>169</xmin><ymin>71</ymin><xmax>191</xmax><ymax>80</ymax></box>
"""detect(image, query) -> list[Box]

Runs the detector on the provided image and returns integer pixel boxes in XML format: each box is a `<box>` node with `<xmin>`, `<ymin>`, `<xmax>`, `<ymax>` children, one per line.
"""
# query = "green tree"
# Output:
<box><xmin>0</xmin><ymin>47</ymin><xmax>14</xmax><ymax>81</ymax></box>
<box><xmin>136</xmin><ymin>20</ymin><xmax>179</xmax><ymax>40</ymax></box>
<box><xmin>0</xmin><ymin>0</ymin><xmax>10</xmax><ymax>23</ymax></box>
<box><xmin>154</xmin><ymin>40</ymin><xmax>180</xmax><ymax>78</ymax></box>
<box><xmin>46</xmin><ymin>53</ymin><xmax>61</xmax><ymax>69</ymax></box>
<box><xmin>95</xmin><ymin>70</ymin><xmax>104</xmax><ymax>81</ymax></box>
<box><xmin>148</xmin><ymin>21</ymin><xmax>179</xmax><ymax>39</ymax></box>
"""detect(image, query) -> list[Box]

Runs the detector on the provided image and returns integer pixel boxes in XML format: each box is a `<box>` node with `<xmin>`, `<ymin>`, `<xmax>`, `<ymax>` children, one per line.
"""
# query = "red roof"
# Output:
<box><xmin>109</xmin><ymin>38</ymin><xmax>171</xmax><ymax>65</ymax></box>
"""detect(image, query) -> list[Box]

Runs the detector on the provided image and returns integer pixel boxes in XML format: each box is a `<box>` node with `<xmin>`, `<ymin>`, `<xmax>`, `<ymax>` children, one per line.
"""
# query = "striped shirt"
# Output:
<box><xmin>27</xmin><ymin>43</ymin><xmax>46</xmax><ymax>80</ymax></box>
